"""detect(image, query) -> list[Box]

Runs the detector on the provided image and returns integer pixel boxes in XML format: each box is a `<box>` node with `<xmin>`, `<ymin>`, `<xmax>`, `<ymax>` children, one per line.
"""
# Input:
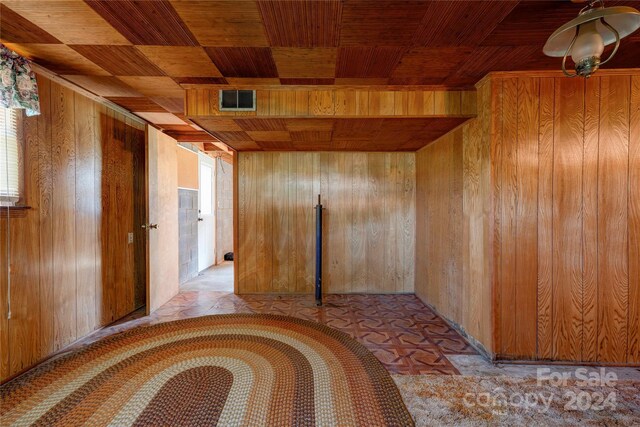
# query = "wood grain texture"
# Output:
<box><xmin>1</xmin><ymin>75</ymin><xmax>146</xmax><ymax>383</ymax></box>
<box><xmin>415</xmin><ymin>127</ymin><xmax>464</xmax><ymax>334</ymax></box>
<box><xmin>500</xmin><ymin>77</ymin><xmax>518</xmax><ymax>357</ymax></box>
<box><xmin>204</xmin><ymin>47</ymin><xmax>278</xmax><ymax>78</ymax></box>
<box><xmin>490</xmin><ymin>77</ymin><xmax>504</xmax><ymax>357</ymax></box>
<box><xmin>366</xmin><ymin>153</ymin><xmax>385</xmax><ymax>292</ymax></box>
<box><xmin>271</xmin><ymin>152</ymin><xmax>290</xmax><ymax>292</ymax></box>
<box><xmin>237</xmin><ymin>152</ymin><xmax>415</xmax><ymax>294</ymax></box>
<box><xmin>1</xmin><ymin>0</ymin><xmax>129</xmax><ymax>45</ymax></box>
<box><xmin>70</xmin><ymin>45</ymin><xmax>165</xmax><ymax>76</ymax></box>
<box><xmin>116</xmin><ymin>77</ymin><xmax>184</xmax><ymax>99</ymax></box>
<box><xmin>106</xmin><ymin>97</ymin><xmax>167</xmax><ymax>113</ymax></box>
<box><xmin>0</xmin><ymin>3</ymin><xmax>61</xmax><ymax>43</ymax></box>
<box><xmin>336</xmin><ymin>47</ymin><xmax>404</xmax><ymax>78</ymax></box>
<box><xmin>8</xmin><ymin>0</ymin><xmax>637</xmax><ymax>98</ymax></box>
<box><xmin>85</xmin><ymin>0</ymin><xmax>198</xmax><ymax>46</ymax></box>
<box><xmin>629</xmin><ymin>76</ymin><xmax>640</xmax><ymax>364</ymax></box>
<box><xmin>461</xmin><ymin>80</ymin><xmax>493</xmax><ymax>352</ymax></box>
<box><xmin>351</xmin><ymin>152</ymin><xmax>367</xmax><ymax>293</ymax></box>
<box><xmin>272</xmin><ymin>48</ymin><xmax>337</xmax><ymax>78</ymax></box>
<box><xmin>171</xmin><ymin>0</ymin><xmax>268</xmax><ymax>47</ymax></box>
<box><xmin>417</xmin><ymin>71</ymin><xmax>640</xmax><ymax>364</ymax></box>
<box><xmin>186</xmin><ymin>88</ymin><xmax>473</xmax><ymax>151</ymax></box>
<box><xmin>37</xmin><ymin>77</ymin><xmax>55</xmax><ymax>357</ymax></box>
<box><xmin>537</xmin><ymin>78</ymin><xmax>554</xmax><ymax>360</ymax></box>
<box><xmin>514</xmin><ymin>78</ymin><xmax>538</xmax><ymax>359</ymax></box>
<box><xmin>138</xmin><ymin>46</ymin><xmax>221</xmax><ymax>78</ymax></box>
<box><xmin>487</xmin><ymin>72</ymin><xmax>640</xmax><ymax>363</ymax></box>
<box><xmin>4</xmin><ymin>42</ymin><xmax>110</xmax><ymax>77</ymax></box>
<box><xmin>185</xmin><ymin>88</ymin><xmax>475</xmax><ymax>118</ymax></box>
<box><xmin>597</xmin><ymin>76</ymin><xmax>630</xmax><ymax>363</ymax></box>
<box><xmin>74</xmin><ymin>92</ymin><xmax>97</xmax><ymax>338</ymax></box>
<box><xmin>51</xmin><ymin>82</ymin><xmax>77</xmax><ymax>350</ymax></box>
<box><xmin>582</xmin><ymin>77</ymin><xmax>600</xmax><ymax>362</ymax></box>
<box><xmin>413</xmin><ymin>1</ymin><xmax>517</xmax><ymax>47</ymax></box>
<box><xmin>257</xmin><ymin>0</ymin><xmax>342</xmax><ymax>47</ymax></box>
<box><xmin>339</xmin><ymin>0</ymin><xmax>429</xmax><ymax>46</ymax></box>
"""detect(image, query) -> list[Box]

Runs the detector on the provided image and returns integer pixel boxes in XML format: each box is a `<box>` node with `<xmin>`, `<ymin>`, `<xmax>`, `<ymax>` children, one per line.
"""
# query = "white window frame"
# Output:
<box><xmin>0</xmin><ymin>107</ymin><xmax>21</xmax><ymax>207</ymax></box>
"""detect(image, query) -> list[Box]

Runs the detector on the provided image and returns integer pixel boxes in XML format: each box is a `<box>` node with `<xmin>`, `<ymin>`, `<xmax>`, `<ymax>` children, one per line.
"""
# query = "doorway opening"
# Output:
<box><xmin>177</xmin><ymin>145</ymin><xmax>234</xmax><ymax>293</ymax></box>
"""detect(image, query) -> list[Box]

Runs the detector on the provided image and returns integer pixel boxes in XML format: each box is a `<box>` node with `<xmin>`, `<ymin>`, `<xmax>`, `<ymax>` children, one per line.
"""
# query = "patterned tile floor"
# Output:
<box><xmin>71</xmin><ymin>292</ymin><xmax>476</xmax><ymax>375</ymax></box>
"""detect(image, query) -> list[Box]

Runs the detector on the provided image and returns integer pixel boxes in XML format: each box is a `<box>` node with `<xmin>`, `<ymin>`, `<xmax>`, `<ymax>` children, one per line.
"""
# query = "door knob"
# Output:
<box><xmin>198</xmin><ymin>218</ymin><xmax>204</xmax><ymax>222</ymax></box>
<box><xmin>141</xmin><ymin>223</ymin><xmax>158</xmax><ymax>230</ymax></box>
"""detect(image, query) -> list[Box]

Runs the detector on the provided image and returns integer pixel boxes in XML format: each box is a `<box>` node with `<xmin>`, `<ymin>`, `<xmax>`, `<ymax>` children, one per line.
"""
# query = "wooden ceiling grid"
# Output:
<box><xmin>69</xmin><ymin>45</ymin><xmax>166</xmax><ymax>75</ymax></box>
<box><xmin>1</xmin><ymin>0</ymin><xmax>639</xmax><ymax>151</ymax></box>
<box><xmin>135</xmin><ymin>46</ymin><xmax>223</xmax><ymax>77</ymax></box>
<box><xmin>2</xmin><ymin>42</ymin><xmax>110</xmax><ymax>76</ymax></box>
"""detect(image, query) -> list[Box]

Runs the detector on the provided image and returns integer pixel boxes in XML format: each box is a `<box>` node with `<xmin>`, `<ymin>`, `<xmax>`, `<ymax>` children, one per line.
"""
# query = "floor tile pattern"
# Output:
<box><xmin>70</xmin><ymin>291</ymin><xmax>476</xmax><ymax>375</ymax></box>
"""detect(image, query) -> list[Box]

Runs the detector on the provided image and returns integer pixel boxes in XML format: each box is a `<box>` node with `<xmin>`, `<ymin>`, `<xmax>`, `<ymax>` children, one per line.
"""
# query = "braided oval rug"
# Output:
<box><xmin>1</xmin><ymin>314</ymin><xmax>414</xmax><ymax>427</ymax></box>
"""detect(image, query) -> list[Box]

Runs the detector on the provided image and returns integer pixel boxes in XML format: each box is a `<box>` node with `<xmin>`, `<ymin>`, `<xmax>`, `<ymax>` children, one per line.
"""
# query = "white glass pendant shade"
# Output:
<box><xmin>544</xmin><ymin>6</ymin><xmax>640</xmax><ymax>57</ymax></box>
<box><xmin>570</xmin><ymin>21</ymin><xmax>605</xmax><ymax>63</ymax></box>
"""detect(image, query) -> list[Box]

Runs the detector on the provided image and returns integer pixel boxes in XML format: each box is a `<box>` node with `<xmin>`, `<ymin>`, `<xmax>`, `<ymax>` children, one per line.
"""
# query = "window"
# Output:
<box><xmin>0</xmin><ymin>107</ymin><xmax>20</xmax><ymax>206</ymax></box>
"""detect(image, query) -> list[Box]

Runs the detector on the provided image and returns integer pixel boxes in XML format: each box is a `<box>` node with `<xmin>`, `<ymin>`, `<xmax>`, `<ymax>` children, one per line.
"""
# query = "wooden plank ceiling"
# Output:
<box><xmin>2</xmin><ymin>0</ymin><xmax>639</xmax><ymax>151</ymax></box>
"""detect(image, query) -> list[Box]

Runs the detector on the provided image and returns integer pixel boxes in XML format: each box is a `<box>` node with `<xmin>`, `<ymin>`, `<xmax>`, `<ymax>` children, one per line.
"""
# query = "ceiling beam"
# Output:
<box><xmin>163</xmin><ymin>130</ymin><xmax>219</xmax><ymax>142</ymax></box>
<box><xmin>185</xmin><ymin>88</ymin><xmax>477</xmax><ymax>119</ymax></box>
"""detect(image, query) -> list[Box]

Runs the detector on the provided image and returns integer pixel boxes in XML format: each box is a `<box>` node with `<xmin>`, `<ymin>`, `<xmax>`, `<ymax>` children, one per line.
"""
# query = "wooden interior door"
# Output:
<box><xmin>146</xmin><ymin>127</ymin><xmax>179</xmax><ymax>314</ymax></box>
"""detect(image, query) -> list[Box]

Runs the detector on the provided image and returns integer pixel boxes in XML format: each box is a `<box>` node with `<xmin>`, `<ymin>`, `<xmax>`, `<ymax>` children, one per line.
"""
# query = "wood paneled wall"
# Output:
<box><xmin>237</xmin><ymin>152</ymin><xmax>415</xmax><ymax>294</ymax></box>
<box><xmin>0</xmin><ymin>75</ymin><xmax>146</xmax><ymax>382</ymax></box>
<box><xmin>415</xmin><ymin>81</ymin><xmax>493</xmax><ymax>354</ymax></box>
<box><xmin>416</xmin><ymin>72</ymin><xmax>639</xmax><ymax>364</ymax></box>
<box><xmin>492</xmin><ymin>74</ymin><xmax>640</xmax><ymax>364</ymax></box>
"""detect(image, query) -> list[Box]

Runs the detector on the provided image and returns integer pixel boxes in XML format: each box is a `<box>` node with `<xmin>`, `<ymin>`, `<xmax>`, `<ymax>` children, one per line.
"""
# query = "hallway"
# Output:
<box><xmin>181</xmin><ymin>261</ymin><xmax>234</xmax><ymax>293</ymax></box>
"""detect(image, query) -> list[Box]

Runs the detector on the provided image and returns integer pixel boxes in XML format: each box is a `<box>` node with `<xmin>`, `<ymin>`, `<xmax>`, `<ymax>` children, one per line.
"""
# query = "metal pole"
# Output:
<box><xmin>314</xmin><ymin>194</ymin><xmax>323</xmax><ymax>306</ymax></box>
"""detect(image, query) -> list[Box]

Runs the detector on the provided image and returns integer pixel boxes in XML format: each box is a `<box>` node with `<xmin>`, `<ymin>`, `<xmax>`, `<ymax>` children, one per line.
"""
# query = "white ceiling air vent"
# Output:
<box><xmin>219</xmin><ymin>90</ymin><xmax>256</xmax><ymax>111</ymax></box>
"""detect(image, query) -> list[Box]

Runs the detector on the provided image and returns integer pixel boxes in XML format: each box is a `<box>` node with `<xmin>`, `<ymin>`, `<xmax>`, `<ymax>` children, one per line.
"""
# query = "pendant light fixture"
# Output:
<box><xmin>543</xmin><ymin>0</ymin><xmax>640</xmax><ymax>78</ymax></box>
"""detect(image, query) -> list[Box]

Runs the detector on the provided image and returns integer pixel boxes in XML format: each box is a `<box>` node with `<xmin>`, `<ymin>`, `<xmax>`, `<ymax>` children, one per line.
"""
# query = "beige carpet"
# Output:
<box><xmin>393</xmin><ymin>374</ymin><xmax>640</xmax><ymax>426</ymax></box>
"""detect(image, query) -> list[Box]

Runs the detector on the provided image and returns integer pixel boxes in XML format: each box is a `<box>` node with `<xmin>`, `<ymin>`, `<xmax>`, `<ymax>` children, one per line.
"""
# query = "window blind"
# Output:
<box><xmin>0</xmin><ymin>107</ymin><xmax>20</xmax><ymax>206</ymax></box>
